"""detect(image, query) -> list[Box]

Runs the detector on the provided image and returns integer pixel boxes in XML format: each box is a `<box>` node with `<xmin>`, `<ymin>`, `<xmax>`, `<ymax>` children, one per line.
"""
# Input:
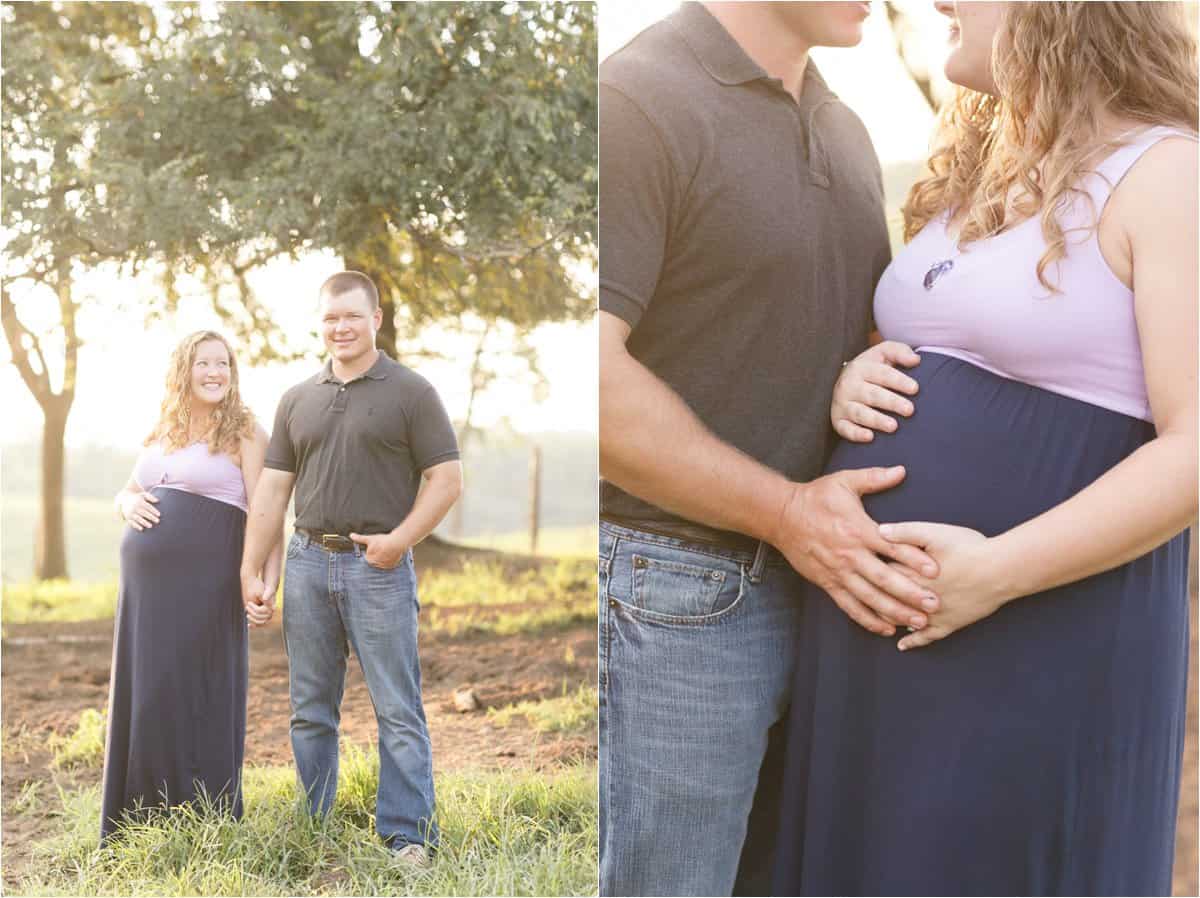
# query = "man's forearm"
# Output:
<box><xmin>242</xmin><ymin>489</ymin><xmax>290</xmax><ymax>576</ymax></box>
<box><xmin>389</xmin><ymin>476</ymin><xmax>461</xmax><ymax>549</ymax></box>
<box><xmin>600</xmin><ymin>346</ymin><xmax>794</xmax><ymax>543</ymax></box>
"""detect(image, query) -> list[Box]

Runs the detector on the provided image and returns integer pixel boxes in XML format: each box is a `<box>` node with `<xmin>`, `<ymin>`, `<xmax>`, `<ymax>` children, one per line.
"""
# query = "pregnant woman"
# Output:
<box><xmin>101</xmin><ymin>330</ymin><xmax>279</xmax><ymax>841</ymax></box>
<box><xmin>773</xmin><ymin>2</ymin><xmax>1197</xmax><ymax>895</ymax></box>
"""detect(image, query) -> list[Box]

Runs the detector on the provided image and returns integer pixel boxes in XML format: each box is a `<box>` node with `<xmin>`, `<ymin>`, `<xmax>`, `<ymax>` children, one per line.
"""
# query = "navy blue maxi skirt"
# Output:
<box><xmin>772</xmin><ymin>353</ymin><xmax>1189</xmax><ymax>896</ymax></box>
<box><xmin>100</xmin><ymin>487</ymin><xmax>248</xmax><ymax>842</ymax></box>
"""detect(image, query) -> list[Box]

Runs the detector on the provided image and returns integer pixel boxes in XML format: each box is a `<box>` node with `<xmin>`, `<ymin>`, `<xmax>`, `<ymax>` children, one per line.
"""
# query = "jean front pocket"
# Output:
<box><xmin>286</xmin><ymin>533</ymin><xmax>303</xmax><ymax>560</ymax></box>
<box><xmin>628</xmin><ymin>553</ymin><xmax>745</xmax><ymax>622</ymax></box>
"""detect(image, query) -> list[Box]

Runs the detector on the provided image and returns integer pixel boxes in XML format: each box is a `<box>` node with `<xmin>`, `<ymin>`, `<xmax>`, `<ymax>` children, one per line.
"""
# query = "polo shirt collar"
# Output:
<box><xmin>672</xmin><ymin>2</ymin><xmax>765</xmax><ymax>86</ymax></box>
<box><xmin>671</xmin><ymin>2</ymin><xmax>837</xmax><ymax>106</ymax></box>
<box><xmin>316</xmin><ymin>350</ymin><xmax>393</xmax><ymax>384</ymax></box>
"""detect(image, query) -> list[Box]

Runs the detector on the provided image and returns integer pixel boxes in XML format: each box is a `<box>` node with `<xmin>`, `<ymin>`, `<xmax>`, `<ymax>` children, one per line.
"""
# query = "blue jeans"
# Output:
<box><xmin>599</xmin><ymin>520</ymin><xmax>804</xmax><ymax>896</ymax></box>
<box><xmin>281</xmin><ymin>532</ymin><xmax>437</xmax><ymax>849</ymax></box>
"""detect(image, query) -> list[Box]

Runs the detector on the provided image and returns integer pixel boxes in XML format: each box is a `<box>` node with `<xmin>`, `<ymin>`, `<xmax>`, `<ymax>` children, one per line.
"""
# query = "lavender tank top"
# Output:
<box><xmin>875</xmin><ymin>125</ymin><xmax>1197</xmax><ymax>422</ymax></box>
<box><xmin>133</xmin><ymin>441</ymin><xmax>248</xmax><ymax>512</ymax></box>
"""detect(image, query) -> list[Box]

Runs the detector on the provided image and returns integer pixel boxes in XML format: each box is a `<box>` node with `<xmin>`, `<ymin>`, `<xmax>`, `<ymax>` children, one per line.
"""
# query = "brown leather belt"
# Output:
<box><xmin>600</xmin><ymin>514</ymin><xmax>762</xmax><ymax>556</ymax></box>
<box><xmin>298</xmin><ymin>529</ymin><xmax>357</xmax><ymax>552</ymax></box>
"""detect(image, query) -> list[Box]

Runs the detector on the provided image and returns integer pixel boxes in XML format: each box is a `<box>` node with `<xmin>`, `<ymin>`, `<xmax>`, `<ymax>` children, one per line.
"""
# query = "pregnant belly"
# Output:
<box><xmin>827</xmin><ymin>353</ymin><xmax>1153</xmax><ymax>536</ymax></box>
<box><xmin>119</xmin><ymin>488</ymin><xmax>243</xmax><ymax>585</ymax></box>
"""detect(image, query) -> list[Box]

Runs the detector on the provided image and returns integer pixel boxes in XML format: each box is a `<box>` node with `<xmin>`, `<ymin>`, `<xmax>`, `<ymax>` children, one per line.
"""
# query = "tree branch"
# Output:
<box><xmin>1</xmin><ymin>282</ymin><xmax>53</xmax><ymax>405</ymax></box>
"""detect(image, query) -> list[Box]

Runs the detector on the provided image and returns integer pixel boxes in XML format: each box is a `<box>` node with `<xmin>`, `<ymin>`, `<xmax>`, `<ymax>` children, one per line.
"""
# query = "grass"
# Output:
<box><xmin>50</xmin><ymin>710</ymin><xmax>107</xmax><ymax>771</ymax></box>
<box><xmin>488</xmin><ymin>685</ymin><xmax>597</xmax><ymax>735</ymax></box>
<box><xmin>3</xmin><ymin>558</ymin><xmax>598</xmax><ymax>636</ymax></box>
<box><xmin>420</xmin><ymin>558</ymin><xmax>596</xmax><ymax>637</ymax></box>
<box><xmin>421</xmin><ymin>559</ymin><xmax>594</xmax><ymax>609</ymax></box>
<box><xmin>1</xmin><ymin>497</ymin><xmax>126</xmax><ymax>584</ymax></box>
<box><xmin>9</xmin><ymin>746</ymin><xmax>598</xmax><ymax>897</ymax></box>
<box><xmin>456</xmin><ymin>526</ymin><xmax>597</xmax><ymax>560</ymax></box>
<box><xmin>2</xmin><ymin>579</ymin><xmax>119</xmax><ymax>625</ymax></box>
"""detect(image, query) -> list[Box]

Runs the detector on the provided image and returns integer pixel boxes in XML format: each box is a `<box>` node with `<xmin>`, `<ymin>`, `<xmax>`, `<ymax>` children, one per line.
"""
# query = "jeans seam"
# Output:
<box><xmin>599</xmin><ymin>533</ymin><xmax>618</xmax><ymax>887</ymax></box>
<box><xmin>600</xmin><ymin>534</ymin><xmax>619</xmax><ymax>694</ymax></box>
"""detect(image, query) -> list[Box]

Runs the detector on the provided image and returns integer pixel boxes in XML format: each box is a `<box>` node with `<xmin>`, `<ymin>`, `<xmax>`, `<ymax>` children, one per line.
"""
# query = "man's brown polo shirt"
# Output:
<box><xmin>265</xmin><ymin>351</ymin><xmax>459</xmax><ymax>535</ymax></box>
<box><xmin>599</xmin><ymin>2</ymin><xmax>892</xmax><ymax>526</ymax></box>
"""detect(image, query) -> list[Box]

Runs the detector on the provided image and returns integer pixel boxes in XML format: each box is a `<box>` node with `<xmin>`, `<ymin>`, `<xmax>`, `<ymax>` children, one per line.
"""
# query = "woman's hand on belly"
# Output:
<box><xmin>831</xmin><ymin>342</ymin><xmax>921</xmax><ymax>443</ymax></box>
<box><xmin>878</xmin><ymin>521</ymin><xmax>1011</xmax><ymax>651</ymax></box>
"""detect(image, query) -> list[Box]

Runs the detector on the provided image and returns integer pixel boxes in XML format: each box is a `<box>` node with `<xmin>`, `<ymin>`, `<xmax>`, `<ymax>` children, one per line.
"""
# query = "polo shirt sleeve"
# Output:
<box><xmin>263</xmin><ymin>392</ymin><xmax>297</xmax><ymax>473</ymax></box>
<box><xmin>410</xmin><ymin>386</ymin><xmax>460</xmax><ymax>472</ymax></box>
<box><xmin>599</xmin><ymin>83</ymin><xmax>680</xmax><ymax>330</ymax></box>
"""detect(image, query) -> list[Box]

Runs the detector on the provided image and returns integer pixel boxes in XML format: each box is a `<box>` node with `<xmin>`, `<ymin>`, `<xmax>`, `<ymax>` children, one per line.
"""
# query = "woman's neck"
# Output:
<box><xmin>188</xmin><ymin>409</ymin><xmax>215</xmax><ymax>442</ymax></box>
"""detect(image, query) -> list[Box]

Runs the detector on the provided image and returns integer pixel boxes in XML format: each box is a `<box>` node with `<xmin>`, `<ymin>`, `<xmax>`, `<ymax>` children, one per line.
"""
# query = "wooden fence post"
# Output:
<box><xmin>529</xmin><ymin>444</ymin><xmax>542</xmax><ymax>556</ymax></box>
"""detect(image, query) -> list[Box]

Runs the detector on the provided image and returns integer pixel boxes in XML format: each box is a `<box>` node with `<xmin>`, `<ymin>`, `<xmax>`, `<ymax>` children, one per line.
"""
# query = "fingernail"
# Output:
<box><xmin>910</xmin><ymin>616</ymin><xmax>924</xmax><ymax>628</ymax></box>
<box><xmin>923</xmin><ymin>565</ymin><xmax>937</xmax><ymax>577</ymax></box>
<box><xmin>889</xmin><ymin>466</ymin><xmax>903</xmax><ymax>474</ymax></box>
<box><xmin>922</xmin><ymin>596</ymin><xmax>937</xmax><ymax>610</ymax></box>
<box><xmin>898</xmin><ymin>642</ymin><xmax>909</xmax><ymax>652</ymax></box>
<box><xmin>879</xmin><ymin>524</ymin><xmax>895</xmax><ymax>537</ymax></box>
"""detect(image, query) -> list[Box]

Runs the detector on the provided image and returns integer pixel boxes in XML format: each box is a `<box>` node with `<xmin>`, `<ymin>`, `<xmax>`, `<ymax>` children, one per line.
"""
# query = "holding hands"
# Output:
<box><xmin>241</xmin><ymin>572</ymin><xmax>277</xmax><ymax>628</ymax></box>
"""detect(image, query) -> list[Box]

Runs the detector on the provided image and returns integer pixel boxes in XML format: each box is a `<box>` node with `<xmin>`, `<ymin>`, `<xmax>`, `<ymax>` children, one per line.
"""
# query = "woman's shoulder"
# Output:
<box><xmin>234</xmin><ymin>422</ymin><xmax>269</xmax><ymax>462</ymax></box>
<box><xmin>1109</xmin><ymin>133</ymin><xmax>1198</xmax><ymax>227</ymax></box>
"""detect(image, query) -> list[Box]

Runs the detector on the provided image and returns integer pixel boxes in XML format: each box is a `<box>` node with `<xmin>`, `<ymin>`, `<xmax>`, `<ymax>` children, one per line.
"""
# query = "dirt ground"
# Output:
<box><xmin>0</xmin><ymin>539</ymin><xmax>597</xmax><ymax>890</ymax></box>
<box><xmin>2</xmin><ymin>538</ymin><xmax>1197</xmax><ymax>895</ymax></box>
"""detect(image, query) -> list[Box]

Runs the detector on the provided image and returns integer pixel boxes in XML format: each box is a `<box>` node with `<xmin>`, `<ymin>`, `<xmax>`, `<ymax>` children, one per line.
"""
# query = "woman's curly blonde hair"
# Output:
<box><xmin>903</xmin><ymin>1</ymin><xmax>1198</xmax><ymax>291</ymax></box>
<box><xmin>146</xmin><ymin>331</ymin><xmax>255</xmax><ymax>456</ymax></box>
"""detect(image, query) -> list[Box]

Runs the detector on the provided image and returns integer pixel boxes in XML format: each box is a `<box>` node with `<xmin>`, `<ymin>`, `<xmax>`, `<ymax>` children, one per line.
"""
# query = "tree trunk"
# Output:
<box><xmin>344</xmin><ymin>254</ymin><xmax>397</xmax><ymax>357</ymax></box>
<box><xmin>35</xmin><ymin>399</ymin><xmax>71</xmax><ymax>580</ymax></box>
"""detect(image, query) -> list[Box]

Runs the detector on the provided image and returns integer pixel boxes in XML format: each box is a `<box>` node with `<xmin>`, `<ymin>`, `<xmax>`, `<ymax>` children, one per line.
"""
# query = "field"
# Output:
<box><xmin>1</xmin><ymin>539</ymin><xmax>598</xmax><ymax>896</ymax></box>
<box><xmin>0</xmin><ymin>432</ymin><xmax>598</xmax><ymax>583</ymax></box>
<box><xmin>1</xmin><ymin>504</ymin><xmax>597</xmax><ymax>585</ymax></box>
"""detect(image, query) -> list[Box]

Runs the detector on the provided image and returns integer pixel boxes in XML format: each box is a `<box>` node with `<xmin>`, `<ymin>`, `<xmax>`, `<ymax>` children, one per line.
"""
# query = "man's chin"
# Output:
<box><xmin>824</xmin><ymin>27</ymin><xmax>865</xmax><ymax>48</ymax></box>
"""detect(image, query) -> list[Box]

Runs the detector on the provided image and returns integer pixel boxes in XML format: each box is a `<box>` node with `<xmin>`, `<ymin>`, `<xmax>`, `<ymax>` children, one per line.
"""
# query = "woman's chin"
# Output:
<box><xmin>191</xmin><ymin>392</ymin><xmax>226</xmax><ymax>409</ymax></box>
<box><xmin>943</xmin><ymin>54</ymin><xmax>994</xmax><ymax>95</ymax></box>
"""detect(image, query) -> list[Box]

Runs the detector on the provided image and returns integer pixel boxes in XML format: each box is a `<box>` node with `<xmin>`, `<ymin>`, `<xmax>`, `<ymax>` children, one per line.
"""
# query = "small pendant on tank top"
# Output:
<box><xmin>923</xmin><ymin>259</ymin><xmax>954</xmax><ymax>290</ymax></box>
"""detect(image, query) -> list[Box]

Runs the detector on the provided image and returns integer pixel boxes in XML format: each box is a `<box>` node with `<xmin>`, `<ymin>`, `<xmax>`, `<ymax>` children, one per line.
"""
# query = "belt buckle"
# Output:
<box><xmin>320</xmin><ymin>533</ymin><xmax>350</xmax><ymax>551</ymax></box>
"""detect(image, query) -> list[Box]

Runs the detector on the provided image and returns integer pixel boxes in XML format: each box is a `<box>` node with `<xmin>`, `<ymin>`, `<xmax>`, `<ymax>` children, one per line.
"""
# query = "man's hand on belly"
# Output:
<box><xmin>771</xmin><ymin>466</ymin><xmax>941</xmax><ymax>636</ymax></box>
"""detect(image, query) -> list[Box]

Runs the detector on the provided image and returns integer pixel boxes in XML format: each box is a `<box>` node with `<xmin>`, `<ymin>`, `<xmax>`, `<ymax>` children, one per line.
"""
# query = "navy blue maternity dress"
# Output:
<box><xmin>772</xmin><ymin>127</ymin><xmax>1193</xmax><ymax>895</ymax></box>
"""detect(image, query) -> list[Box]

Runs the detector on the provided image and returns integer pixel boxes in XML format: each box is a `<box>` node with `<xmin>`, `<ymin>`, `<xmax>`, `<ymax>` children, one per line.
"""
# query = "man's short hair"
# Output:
<box><xmin>318</xmin><ymin>270</ymin><xmax>380</xmax><ymax>309</ymax></box>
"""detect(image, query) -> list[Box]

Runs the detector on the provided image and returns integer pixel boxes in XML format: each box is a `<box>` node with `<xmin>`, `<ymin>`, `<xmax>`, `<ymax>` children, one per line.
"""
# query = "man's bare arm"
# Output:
<box><xmin>350</xmin><ymin>460</ymin><xmax>464</xmax><ymax>568</ymax></box>
<box><xmin>599</xmin><ymin>311</ymin><xmax>939</xmax><ymax>635</ymax></box>
<box><xmin>238</xmin><ymin>470</ymin><xmax>295</xmax><ymax>588</ymax></box>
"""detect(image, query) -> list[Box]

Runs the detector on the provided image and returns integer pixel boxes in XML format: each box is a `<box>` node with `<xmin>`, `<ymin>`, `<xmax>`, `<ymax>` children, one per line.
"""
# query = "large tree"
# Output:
<box><xmin>2</xmin><ymin>1</ymin><xmax>597</xmax><ymax>579</ymax></box>
<box><xmin>95</xmin><ymin>1</ymin><xmax>597</xmax><ymax>356</ymax></box>
<box><xmin>2</xmin><ymin>2</ymin><xmax>156</xmax><ymax>579</ymax></box>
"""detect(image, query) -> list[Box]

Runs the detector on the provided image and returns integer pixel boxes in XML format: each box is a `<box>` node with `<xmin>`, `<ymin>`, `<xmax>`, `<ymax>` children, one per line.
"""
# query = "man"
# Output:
<box><xmin>241</xmin><ymin>270</ymin><xmax>463</xmax><ymax>866</ymax></box>
<box><xmin>598</xmin><ymin>3</ymin><xmax>939</xmax><ymax>895</ymax></box>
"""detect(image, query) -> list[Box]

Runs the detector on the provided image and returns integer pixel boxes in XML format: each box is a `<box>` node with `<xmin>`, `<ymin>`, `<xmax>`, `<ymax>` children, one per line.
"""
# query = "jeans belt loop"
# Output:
<box><xmin>749</xmin><ymin>540</ymin><xmax>769</xmax><ymax>584</ymax></box>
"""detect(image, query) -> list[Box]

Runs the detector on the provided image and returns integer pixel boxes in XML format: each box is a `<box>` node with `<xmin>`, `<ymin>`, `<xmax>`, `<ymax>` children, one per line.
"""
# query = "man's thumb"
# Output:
<box><xmin>847</xmin><ymin>465</ymin><xmax>906</xmax><ymax>496</ymax></box>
